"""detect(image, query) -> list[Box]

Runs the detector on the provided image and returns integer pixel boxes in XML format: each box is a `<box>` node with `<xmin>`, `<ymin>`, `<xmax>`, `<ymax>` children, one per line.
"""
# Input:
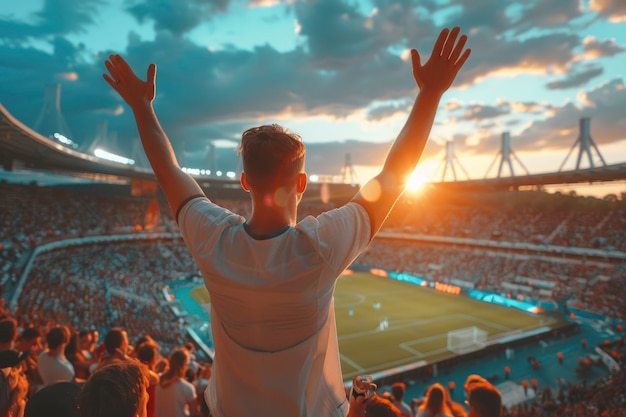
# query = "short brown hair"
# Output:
<box><xmin>46</xmin><ymin>326</ymin><xmax>70</xmax><ymax>349</ymax></box>
<box><xmin>468</xmin><ymin>382</ymin><xmax>502</xmax><ymax>417</ymax></box>
<box><xmin>78</xmin><ymin>361</ymin><xmax>149</xmax><ymax>417</ymax></box>
<box><xmin>391</xmin><ymin>382</ymin><xmax>406</xmax><ymax>401</ymax></box>
<box><xmin>238</xmin><ymin>124</ymin><xmax>305</xmax><ymax>186</ymax></box>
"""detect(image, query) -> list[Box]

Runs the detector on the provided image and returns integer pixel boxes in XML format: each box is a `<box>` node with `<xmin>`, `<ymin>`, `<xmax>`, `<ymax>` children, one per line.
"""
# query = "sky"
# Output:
<box><xmin>0</xmin><ymin>0</ymin><xmax>625</xmax><ymax>196</ymax></box>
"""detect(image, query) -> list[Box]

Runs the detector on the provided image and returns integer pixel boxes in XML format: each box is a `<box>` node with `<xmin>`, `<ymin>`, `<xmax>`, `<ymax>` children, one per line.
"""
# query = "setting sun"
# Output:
<box><xmin>406</xmin><ymin>170</ymin><xmax>428</xmax><ymax>193</ymax></box>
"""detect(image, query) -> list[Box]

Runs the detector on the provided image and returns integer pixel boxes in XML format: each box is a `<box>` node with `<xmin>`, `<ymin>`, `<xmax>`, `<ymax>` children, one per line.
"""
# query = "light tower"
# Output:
<box><xmin>484</xmin><ymin>132</ymin><xmax>529</xmax><ymax>178</ymax></box>
<box><xmin>85</xmin><ymin>120</ymin><xmax>108</xmax><ymax>155</ymax></box>
<box><xmin>559</xmin><ymin>117</ymin><xmax>606</xmax><ymax>171</ymax></box>
<box><xmin>206</xmin><ymin>143</ymin><xmax>217</xmax><ymax>173</ymax></box>
<box><xmin>341</xmin><ymin>153</ymin><xmax>359</xmax><ymax>184</ymax></box>
<box><xmin>34</xmin><ymin>84</ymin><xmax>73</xmax><ymax>141</ymax></box>
<box><xmin>435</xmin><ymin>141</ymin><xmax>469</xmax><ymax>181</ymax></box>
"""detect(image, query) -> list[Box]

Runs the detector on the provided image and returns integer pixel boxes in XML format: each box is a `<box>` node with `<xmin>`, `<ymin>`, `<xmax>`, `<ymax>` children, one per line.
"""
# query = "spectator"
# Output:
<box><xmin>103</xmin><ymin>25</ymin><xmax>470</xmax><ymax>417</ymax></box>
<box><xmin>0</xmin><ymin>316</ymin><xmax>29</xmax><ymax>417</ymax></box>
<box><xmin>391</xmin><ymin>381</ymin><xmax>413</xmax><ymax>417</ymax></box>
<box><xmin>78</xmin><ymin>361</ymin><xmax>149</xmax><ymax>417</ymax></box>
<box><xmin>14</xmin><ymin>326</ymin><xmax>43</xmax><ymax>395</ymax></box>
<box><xmin>136</xmin><ymin>342</ymin><xmax>160</xmax><ymax>417</ymax></box>
<box><xmin>37</xmin><ymin>326</ymin><xmax>74</xmax><ymax>387</ymax></box>
<box><xmin>466</xmin><ymin>382</ymin><xmax>501</xmax><ymax>417</ymax></box>
<box><xmin>96</xmin><ymin>328</ymin><xmax>130</xmax><ymax>371</ymax></box>
<box><xmin>24</xmin><ymin>381</ymin><xmax>80</xmax><ymax>417</ymax></box>
<box><xmin>416</xmin><ymin>383</ymin><xmax>454</xmax><ymax>417</ymax></box>
<box><xmin>154</xmin><ymin>349</ymin><xmax>197</xmax><ymax>417</ymax></box>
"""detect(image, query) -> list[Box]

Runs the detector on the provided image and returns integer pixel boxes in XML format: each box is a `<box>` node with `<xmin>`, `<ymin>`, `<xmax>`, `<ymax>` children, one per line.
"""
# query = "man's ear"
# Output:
<box><xmin>297</xmin><ymin>172</ymin><xmax>307</xmax><ymax>193</ymax></box>
<box><xmin>240</xmin><ymin>172</ymin><xmax>250</xmax><ymax>192</ymax></box>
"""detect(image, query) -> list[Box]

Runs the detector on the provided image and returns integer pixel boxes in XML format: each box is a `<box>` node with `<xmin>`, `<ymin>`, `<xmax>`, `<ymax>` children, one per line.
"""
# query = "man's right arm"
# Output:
<box><xmin>103</xmin><ymin>55</ymin><xmax>205</xmax><ymax>219</ymax></box>
<box><xmin>352</xmin><ymin>27</ymin><xmax>471</xmax><ymax>239</ymax></box>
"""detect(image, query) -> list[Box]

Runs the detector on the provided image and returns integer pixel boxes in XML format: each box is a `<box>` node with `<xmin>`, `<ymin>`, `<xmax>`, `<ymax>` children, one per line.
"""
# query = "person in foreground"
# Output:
<box><xmin>78</xmin><ymin>361</ymin><xmax>150</xmax><ymax>417</ymax></box>
<box><xmin>103</xmin><ymin>26</ymin><xmax>470</xmax><ymax>417</ymax></box>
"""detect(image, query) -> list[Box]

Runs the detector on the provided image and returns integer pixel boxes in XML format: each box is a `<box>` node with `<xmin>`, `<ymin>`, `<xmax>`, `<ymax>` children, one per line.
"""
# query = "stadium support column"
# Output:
<box><xmin>484</xmin><ymin>132</ymin><xmax>530</xmax><ymax>178</ymax></box>
<box><xmin>341</xmin><ymin>153</ymin><xmax>359</xmax><ymax>184</ymax></box>
<box><xmin>435</xmin><ymin>141</ymin><xmax>470</xmax><ymax>182</ymax></box>
<box><xmin>206</xmin><ymin>143</ymin><xmax>216</xmax><ymax>174</ymax></box>
<box><xmin>85</xmin><ymin>120</ymin><xmax>108</xmax><ymax>155</ymax></box>
<box><xmin>34</xmin><ymin>83</ymin><xmax>73</xmax><ymax>141</ymax></box>
<box><xmin>558</xmin><ymin>117</ymin><xmax>607</xmax><ymax>171</ymax></box>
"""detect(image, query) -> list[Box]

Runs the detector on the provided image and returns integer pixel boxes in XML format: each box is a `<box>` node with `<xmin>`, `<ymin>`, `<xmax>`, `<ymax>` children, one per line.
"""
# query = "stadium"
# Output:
<box><xmin>1</xmin><ymin>95</ymin><xmax>625</xmax><ymax>416</ymax></box>
<box><xmin>1</xmin><ymin>3</ymin><xmax>626</xmax><ymax>415</ymax></box>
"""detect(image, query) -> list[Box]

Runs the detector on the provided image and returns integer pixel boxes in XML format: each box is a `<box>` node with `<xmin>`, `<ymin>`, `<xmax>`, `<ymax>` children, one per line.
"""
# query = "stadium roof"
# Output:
<box><xmin>0</xmin><ymin>103</ymin><xmax>155</xmax><ymax>181</ymax></box>
<box><xmin>1</xmin><ymin>102</ymin><xmax>625</xmax><ymax>191</ymax></box>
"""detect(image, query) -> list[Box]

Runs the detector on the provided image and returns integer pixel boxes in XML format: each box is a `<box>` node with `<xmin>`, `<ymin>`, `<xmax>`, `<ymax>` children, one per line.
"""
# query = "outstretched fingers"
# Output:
<box><xmin>449</xmin><ymin>34</ymin><xmax>468</xmax><ymax>64</ymax></box>
<box><xmin>431</xmin><ymin>27</ymin><xmax>450</xmax><ymax>58</ymax></box>
<box><xmin>441</xmin><ymin>26</ymin><xmax>461</xmax><ymax>60</ymax></box>
<box><xmin>454</xmin><ymin>47</ymin><xmax>471</xmax><ymax>70</ymax></box>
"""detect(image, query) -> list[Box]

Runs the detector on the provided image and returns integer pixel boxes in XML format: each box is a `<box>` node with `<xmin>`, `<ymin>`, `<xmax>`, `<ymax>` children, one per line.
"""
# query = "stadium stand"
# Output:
<box><xmin>1</xmin><ymin>181</ymin><xmax>625</xmax><ymax>416</ymax></box>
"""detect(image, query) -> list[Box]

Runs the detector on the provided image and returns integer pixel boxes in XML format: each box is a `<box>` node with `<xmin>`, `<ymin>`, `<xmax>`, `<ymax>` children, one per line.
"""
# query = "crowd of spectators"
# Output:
<box><xmin>383</xmin><ymin>189</ymin><xmax>626</xmax><ymax>251</ymax></box>
<box><xmin>1</xmin><ymin>181</ymin><xmax>625</xmax><ymax>416</ymax></box>
<box><xmin>358</xmin><ymin>239</ymin><xmax>626</xmax><ymax>323</ymax></box>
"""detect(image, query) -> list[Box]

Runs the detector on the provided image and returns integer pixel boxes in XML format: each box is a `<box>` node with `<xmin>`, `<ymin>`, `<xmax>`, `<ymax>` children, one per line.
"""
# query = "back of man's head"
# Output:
<box><xmin>136</xmin><ymin>342</ymin><xmax>157</xmax><ymax>366</ymax></box>
<box><xmin>104</xmin><ymin>328</ymin><xmax>127</xmax><ymax>355</ymax></box>
<box><xmin>78</xmin><ymin>362</ymin><xmax>148</xmax><ymax>417</ymax></box>
<box><xmin>468</xmin><ymin>383</ymin><xmax>502</xmax><ymax>417</ymax></box>
<box><xmin>365</xmin><ymin>395</ymin><xmax>403</xmax><ymax>417</ymax></box>
<box><xmin>391</xmin><ymin>382</ymin><xmax>406</xmax><ymax>401</ymax></box>
<box><xmin>0</xmin><ymin>317</ymin><xmax>17</xmax><ymax>344</ymax></box>
<box><xmin>46</xmin><ymin>326</ymin><xmax>69</xmax><ymax>350</ymax></box>
<box><xmin>238</xmin><ymin>124</ymin><xmax>305</xmax><ymax>187</ymax></box>
<box><xmin>25</xmin><ymin>382</ymin><xmax>80</xmax><ymax>417</ymax></box>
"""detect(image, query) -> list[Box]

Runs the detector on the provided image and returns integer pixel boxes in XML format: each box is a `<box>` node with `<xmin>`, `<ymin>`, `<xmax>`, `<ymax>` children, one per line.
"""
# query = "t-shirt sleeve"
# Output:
<box><xmin>177</xmin><ymin>197</ymin><xmax>244</xmax><ymax>260</ymax></box>
<box><xmin>306</xmin><ymin>202</ymin><xmax>371</xmax><ymax>275</ymax></box>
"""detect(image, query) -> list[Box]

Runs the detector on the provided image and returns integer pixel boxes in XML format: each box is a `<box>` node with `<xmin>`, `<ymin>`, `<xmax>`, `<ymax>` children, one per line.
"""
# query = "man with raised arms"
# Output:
<box><xmin>103</xmin><ymin>26</ymin><xmax>470</xmax><ymax>417</ymax></box>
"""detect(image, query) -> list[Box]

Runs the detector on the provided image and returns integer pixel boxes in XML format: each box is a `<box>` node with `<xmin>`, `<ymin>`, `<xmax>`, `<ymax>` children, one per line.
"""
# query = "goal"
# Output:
<box><xmin>447</xmin><ymin>326</ymin><xmax>487</xmax><ymax>355</ymax></box>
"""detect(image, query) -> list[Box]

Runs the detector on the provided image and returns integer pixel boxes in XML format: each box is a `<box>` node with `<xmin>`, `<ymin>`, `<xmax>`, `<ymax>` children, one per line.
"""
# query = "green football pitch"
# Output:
<box><xmin>190</xmin><ymin>271</ymin><xmax>566</xmax><ymax>380</ymax></box>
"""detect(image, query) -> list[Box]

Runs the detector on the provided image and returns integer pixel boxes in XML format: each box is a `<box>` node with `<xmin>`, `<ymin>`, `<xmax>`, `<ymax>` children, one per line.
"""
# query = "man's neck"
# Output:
<box><xmin>247</xmin><ymin>196</ymin><xmax>298</xmax><ymax>235</ymax></box>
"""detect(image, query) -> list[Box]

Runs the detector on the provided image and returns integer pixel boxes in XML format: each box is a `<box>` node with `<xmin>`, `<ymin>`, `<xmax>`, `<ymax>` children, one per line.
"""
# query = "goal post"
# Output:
<box><xmin>447</xmin><ymin>326</ymin><xmax>487</xmax><ymax>355</ymax></box>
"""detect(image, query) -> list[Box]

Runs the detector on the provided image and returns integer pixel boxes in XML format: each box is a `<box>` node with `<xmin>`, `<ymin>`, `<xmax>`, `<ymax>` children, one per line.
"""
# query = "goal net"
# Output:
<box><xmin>447</xmin><ymin>326</ymin><xmax>487</xmax><ymax>355</ymax></box>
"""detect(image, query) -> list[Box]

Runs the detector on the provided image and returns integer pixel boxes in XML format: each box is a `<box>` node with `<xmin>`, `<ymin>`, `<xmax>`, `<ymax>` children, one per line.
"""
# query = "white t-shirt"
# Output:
<box><xmin>155</xmin><ymin>378</ymin><xmax>197</xmax><ymax>417</ymax></box>
<box><xmin>37</xmin><ymin>351</ymin><xmax>74</xmax><ymax>386</ymax></box>
<box><xmin>178</xmin><ymin>198</ymin><xmax>371</xmax><ymax>417</ymax></box>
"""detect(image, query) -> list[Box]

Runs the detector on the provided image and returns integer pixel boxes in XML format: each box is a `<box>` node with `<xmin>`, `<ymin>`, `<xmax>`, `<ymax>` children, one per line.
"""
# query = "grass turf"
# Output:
<box><xmin>189</xmin><ymin>271</ymin><xmax>567</xmax><ymax>380</ymax></box>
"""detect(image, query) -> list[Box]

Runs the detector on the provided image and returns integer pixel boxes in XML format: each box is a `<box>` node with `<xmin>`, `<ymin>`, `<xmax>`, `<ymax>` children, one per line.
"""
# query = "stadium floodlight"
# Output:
<box><xmin>182</xmin><ymin>167</ymin><xmax>200</xmax><ymax>175</ymax></box>
<box><xmin>94</xmin><ymin>148</ymin><xmax>135</xmax><ymax>165</ymax></box>
<box><xmin>309</xmin><ymin>174</ymin><xmax>319</xmax><ymax>182</ymax></box>
<box><xmin>216</xmin><ymin>170</ymin><xmax>223</xmax><ymax>176</ymax></box>
<box><xmin>226</xmin><ymin>171</ymin><xmax>236</xmax><ymax>179</ymax></box>
<box><xmin>53</xmin><ymin>132</ymin><xmax>78</xmax><ymax>149</ymax></box>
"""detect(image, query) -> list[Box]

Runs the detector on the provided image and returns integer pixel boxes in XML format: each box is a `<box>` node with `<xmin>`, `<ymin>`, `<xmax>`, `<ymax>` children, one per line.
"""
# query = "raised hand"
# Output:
<box><xmin>411</xmin><ymin>27</ymin><xmax>471</xmax><ymax>94</ymax></box>
<box><xmin>103</xmin><ymin>54</ymin><xmax>156</xmax><ymax>108</ymax></box>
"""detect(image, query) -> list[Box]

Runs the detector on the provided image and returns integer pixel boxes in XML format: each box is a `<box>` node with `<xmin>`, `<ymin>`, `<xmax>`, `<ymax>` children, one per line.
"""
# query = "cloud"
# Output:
<box><xmin>458</xmin><ymin>102</ymin><xmax>510</xmax><ymax>122</ymax></box>
<box><xmin>514</xmin><ymin>78</ymin><xmax>626</xmax><ymax>151</ymax></box>
<box><xmin>459</xmin><ymin>28</ymin><xmax>581</xmax><ymax>86</ymax></box>
<box><xmin>125</xmin><ymin>0</ymin><xmax>232</xmax><ymax>35</ymax></box>
<box><xmin>293</xmin><ymin>0</ymin><xmax>436</xmax><ymax>70</ymax></box>
<box><xmin>0</xmin><ymin>0</ymin><xmax>103</xmax><ymax>41</ymax></box>
<box><xmin>510</xmin><ymin>0</ymin><xmax>584</xmax><ymax>33</ymax></box>
<box><xmin>579</xmin><ymin>35</ymin><xmax>626</xmax><ymax>59</ymax></box>
<box><xmin>546</xmin><ymin>65</ymin><xmax>604</xmax><ymax>89</ymax></box>
<box><xmin>366</xmin><ymin>99</ymin><xmax>412</xmax><ymax>121</ymax></box>
<box><xmin>589</xmin><ymin>0</ymin><xmax>626</xmax><ymax>22</ymax></box>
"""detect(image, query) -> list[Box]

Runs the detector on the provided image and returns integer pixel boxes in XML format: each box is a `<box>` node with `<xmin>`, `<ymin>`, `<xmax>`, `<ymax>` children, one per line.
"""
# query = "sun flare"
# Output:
<box><xmin>406</xmin><ymin>171</ymin><xmax>427</xmax><ymax>193</ymax></box>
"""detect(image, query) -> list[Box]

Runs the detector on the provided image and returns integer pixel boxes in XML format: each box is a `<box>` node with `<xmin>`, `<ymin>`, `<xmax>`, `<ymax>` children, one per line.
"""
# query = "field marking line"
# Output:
<box><xmin>340</xmin><ymin>354</ymin><xmax>365</xmax><ymax>373</ymax></box>
<box><xmin>447</xmin><ymin>313</ymin><xmax>513</xmax><ymax>332</ymax></box>
<box><xmin>334</xmin><ymin>292</ymin><xmax>366</xmax><ymax>308</ymax></box>
<box><xmin>398</xmin><ymin>342</ymin><xmax>425</xmax><ymax>358</ymax></box>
